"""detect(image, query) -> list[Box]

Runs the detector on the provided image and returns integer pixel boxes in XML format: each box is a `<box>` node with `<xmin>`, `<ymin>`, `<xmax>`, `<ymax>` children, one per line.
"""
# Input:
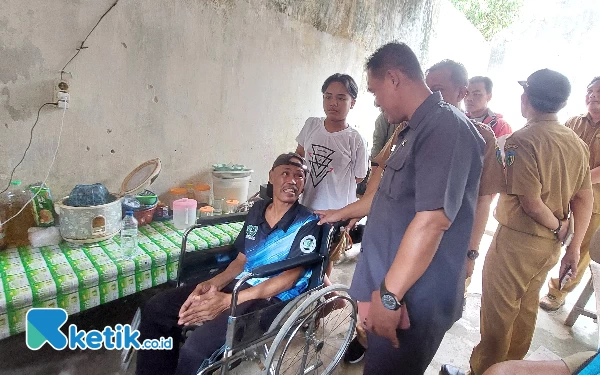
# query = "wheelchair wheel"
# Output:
<box><xmin>263</xmin><ymin>285</ymin><xmax>357</xmax><ymax>375</ymax></box>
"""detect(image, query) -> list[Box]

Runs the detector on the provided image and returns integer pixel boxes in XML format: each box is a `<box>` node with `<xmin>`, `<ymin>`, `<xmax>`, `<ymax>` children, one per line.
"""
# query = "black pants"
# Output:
<box><xmin>362</xmin><ymin>319</ymin><xmax>447</xmax><ymax>374</ymax></box>
<box><xmin>136</xmin><ymin>281</ymin><xmax>279</xmax><ymax>375</ymax></box>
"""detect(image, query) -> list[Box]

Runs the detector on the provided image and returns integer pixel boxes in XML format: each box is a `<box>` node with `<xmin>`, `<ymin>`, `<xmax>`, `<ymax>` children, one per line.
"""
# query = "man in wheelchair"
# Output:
<box><xmin>136</xmin><ymin>153</ymin><xmax>321</xmax><ymax>375</ymax></box>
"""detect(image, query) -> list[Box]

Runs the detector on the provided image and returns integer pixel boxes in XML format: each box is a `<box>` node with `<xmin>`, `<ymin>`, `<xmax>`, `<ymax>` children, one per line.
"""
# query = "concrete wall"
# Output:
<box><xmin>0</xmin><ymin>0</ymin><xmax>439</xmax><ymax>199</ymax></box>
<box><xmin>487</xmin><ymin>0</ymin><xmax>600</xmax><ymax>129</ymax></box>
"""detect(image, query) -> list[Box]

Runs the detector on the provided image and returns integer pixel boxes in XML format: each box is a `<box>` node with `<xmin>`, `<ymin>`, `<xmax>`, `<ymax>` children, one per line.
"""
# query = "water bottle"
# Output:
<box><xmin>120</xmin><ymin>211</ymin><xmax>138</xmax><ymax>259</ymax></box>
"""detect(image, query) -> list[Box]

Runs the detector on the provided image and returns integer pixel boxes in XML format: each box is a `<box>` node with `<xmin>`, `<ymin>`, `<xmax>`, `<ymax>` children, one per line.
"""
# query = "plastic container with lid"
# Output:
<box><xmin>199</xmin><ymin>205</ymin><xmax>214</xmax><ymax>217</ymax></box>
<box><xmin>0</xmin><ymin>180</ymin><xmax>36</xmax><ymax>247</ymax></box>
<box><xmin>225</xmin><ymin>199</ymin><xmax>239</xmax><ymax>214</ymax></box>
<box><xmin>194</xmin><ymin>184</ymin><xmax>211</xmax><ymax>206</ymax></box>
<box><xmin>173</xmin><ymin>198</ymin><xmax>197</xmax><ymax>230</ymax></box>
<box><xmin>212</xmin><ymin>166</ymin><xmax>253</xmax><ymax>204</ymax></box>
<box><xmin>168</xmin><ymin>188</ymin><xmax>188</xmax><ymax>210</ymax></box>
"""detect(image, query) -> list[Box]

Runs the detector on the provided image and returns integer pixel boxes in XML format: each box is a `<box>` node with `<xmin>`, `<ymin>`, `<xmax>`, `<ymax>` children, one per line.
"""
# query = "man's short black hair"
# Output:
<box><xmin>589</xmin><ymin>76</ymin><xmax>600</xmax><ymax>88</ymax></box>
<box><xmin>426</xmin><ymin>59</ymin><xmax>468</xmax><ymax>88</ymax></box>
<box><xmin>469</xmin><ymin>76</ymin><xmax>494</xmax><ymax>94</ymax></box>
<box><xmin>321</xmin><ymin>73</ymin><xmax>359</xmax><ymax>99</ymax></box>
<box><xmin>365</xmin><ymin>42</ymin><xmax>424</xmax><ymax>82</ymax></box>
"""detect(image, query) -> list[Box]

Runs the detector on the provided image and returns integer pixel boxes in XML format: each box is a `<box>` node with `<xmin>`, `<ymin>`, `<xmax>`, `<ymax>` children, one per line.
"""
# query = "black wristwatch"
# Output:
<box><xmin>467</xmin><ymin>250</ymin><xmax>479</xmax><ymax>261</ymax></box>
<box><xmin>550</xmin><ymin>218</ymin><xmax>562</xmax><ymax>237</ymax></box>
<box><xmin>380</xmin><ymin>279</ymin><xmax>403</xmax><ymax>311</ymax></box>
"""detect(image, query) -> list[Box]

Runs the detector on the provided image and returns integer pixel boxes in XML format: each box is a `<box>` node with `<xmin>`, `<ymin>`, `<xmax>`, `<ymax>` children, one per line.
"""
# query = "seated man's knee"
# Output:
<box><xmin>484</xmin><ymin>362</ymin><xmax>513</xmax><ymax>375</ymax></box>
<box><xmin>483</xmin><ymin>360</ymin><xmax>571</xmax><ymax>375</ymax></box>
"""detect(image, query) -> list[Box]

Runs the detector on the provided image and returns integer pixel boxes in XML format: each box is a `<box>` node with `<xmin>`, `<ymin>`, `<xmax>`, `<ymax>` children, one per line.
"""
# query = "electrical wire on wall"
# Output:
<box><xmin>2</xmin><ymin>107</ymin><xmax>68</xmax><ymax>226</ymax></box>
<box><xmin>61</xmin><ymin>0</ymin><xmax>120</xmax><ymax>79</ymax></box>
<box><xmin>1</xmin><ymin>0</ymin><xmax>121</xmax><ymax>215</ymax></box>
<box><xmin>0</xmin><ymin>102</ymin><xmax>57</xmax><ymax>195</ymax></box>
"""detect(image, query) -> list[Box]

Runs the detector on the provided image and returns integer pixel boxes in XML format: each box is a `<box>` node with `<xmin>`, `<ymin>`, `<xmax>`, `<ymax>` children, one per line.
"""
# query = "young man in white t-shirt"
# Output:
<box><xmin>295</xmin><ymin>73</ymin><xmax>369</xmax><ymax>211</ymax></box>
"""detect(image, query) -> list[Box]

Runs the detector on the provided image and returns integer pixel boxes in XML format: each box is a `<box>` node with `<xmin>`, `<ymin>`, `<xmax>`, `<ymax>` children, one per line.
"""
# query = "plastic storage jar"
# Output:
<box><xmin>225</xmin><ymin>199</ymin><xmax>239</xmax><ymax>214</ymax></box>
<box><xmin>199</xmin><ymin>205</ymin><xmax>214</xmax><ymax>217</ymax></box>
<box><xmin>172</xmin><ymin>198</ymin><xmax>197</xmax><ymax>230</ymax></box>
<box><xmin>194</xmin><ymin>184</ymin><xmax>211</xmax><ymax>206</ymax></box>
<box><xmin>167</xmin><ymin>188</ymin><xmax>188</xmax><ymax>210</ymax></box>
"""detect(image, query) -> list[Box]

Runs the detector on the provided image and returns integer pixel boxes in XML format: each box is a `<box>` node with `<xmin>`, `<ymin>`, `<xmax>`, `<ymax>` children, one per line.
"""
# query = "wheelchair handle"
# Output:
<box><xmin>177</xmin><ymin>212</ymin><xmax>249</xmax><ymax>286</ymax></box>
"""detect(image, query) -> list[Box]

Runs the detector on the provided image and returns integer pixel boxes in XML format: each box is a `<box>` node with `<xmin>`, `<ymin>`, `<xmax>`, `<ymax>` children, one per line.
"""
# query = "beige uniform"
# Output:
<box><xmin>373</xmin><ymin>122</ymin><xmax>407</xmax><ymax>167</ymax></box>
<box><xmin>470</xmin><ymin>115</ymin><xmax>591</xmax><ymax>375</ymax></box>
<box><xmin>547</xmin><ymin>114</ymin><xmax>600</xmax><ymax>300</ymax></box>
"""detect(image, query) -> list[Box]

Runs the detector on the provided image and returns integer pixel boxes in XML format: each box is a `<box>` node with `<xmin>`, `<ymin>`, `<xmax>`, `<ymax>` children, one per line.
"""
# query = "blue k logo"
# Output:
<box><xmin>26</xmin><ymin>308</ymin><xmax>68</xmax><ymax>350</ymax></box>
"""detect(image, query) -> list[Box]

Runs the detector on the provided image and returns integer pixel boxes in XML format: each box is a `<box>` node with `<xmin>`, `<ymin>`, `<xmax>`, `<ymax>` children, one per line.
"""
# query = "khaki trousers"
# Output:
<box><xmin>547</xmin><ymin>213</ymin><xmax>600</xmax><ymax>301</ymax></box>
<box><xmin>470</xmin><ymin>225</ymin><xmax>560</xmax><ymax>375</ymax></box>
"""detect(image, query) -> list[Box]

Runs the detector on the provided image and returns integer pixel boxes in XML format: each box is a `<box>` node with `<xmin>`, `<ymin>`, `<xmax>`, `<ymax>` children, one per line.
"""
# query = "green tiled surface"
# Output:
<box><xmin>0</xmin><ymin>220</ymin><xmax>241</xmax><ymax>339</ymax></box>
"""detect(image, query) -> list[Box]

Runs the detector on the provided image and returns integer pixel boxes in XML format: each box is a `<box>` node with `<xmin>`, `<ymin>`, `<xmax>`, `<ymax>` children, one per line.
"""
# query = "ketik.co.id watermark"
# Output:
<box><xmin>26</xmin><ymin>308</ymin><xmax>172</xmax><ymax>351</ymax></box>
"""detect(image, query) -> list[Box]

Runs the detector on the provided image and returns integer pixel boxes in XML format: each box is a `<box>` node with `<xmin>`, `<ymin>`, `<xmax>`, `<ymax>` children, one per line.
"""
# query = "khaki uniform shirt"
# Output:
<box><xmin>374</xmin><ymin>120</ymin><xmax>505</xmax><ymax>196</ymax></box>
<box><xmin>472</xmin><ymin>121</ymin><xmax>506</xmax><ymax>196</ymax></box>
<box><xmin>566</xmin><ymin>113</ymin><xmax>600</xmax><ymax>213</ymax></box>
<box><xmin>373</xmin><ymin>122</ymin><xmax>407</xmax><ymax>166</ymax></box>
<box><xmin>495</xmin><ymin>115</ymin><xmax>592</xmax><ymax>240</ymax></box>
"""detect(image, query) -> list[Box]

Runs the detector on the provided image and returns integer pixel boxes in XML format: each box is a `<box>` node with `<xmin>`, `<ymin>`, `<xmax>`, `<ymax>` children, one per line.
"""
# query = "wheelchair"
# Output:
<box><xmin>122</xmin><ymin>212</ymin><xmax>357</xmax><ymax>375</ymax></box>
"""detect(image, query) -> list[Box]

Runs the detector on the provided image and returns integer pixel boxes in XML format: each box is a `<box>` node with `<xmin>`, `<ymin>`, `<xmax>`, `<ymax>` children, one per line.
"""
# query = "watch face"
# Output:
<box><xmin>381</xmin><ymin>294</ymin><xmax>397</xmax><ymax>310</ymax></box>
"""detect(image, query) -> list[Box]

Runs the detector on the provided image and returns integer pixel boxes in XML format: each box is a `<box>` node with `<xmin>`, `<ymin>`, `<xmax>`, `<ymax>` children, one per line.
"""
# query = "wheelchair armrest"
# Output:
<box><xmin>196</xmin><ymin>212</ymin><xmax>248</xmax><ymax>227</ymax></box>
<box><xmin>250</xmin><ymin>253</ymin><xmax>324</xmax><ymax>279</ymax></box>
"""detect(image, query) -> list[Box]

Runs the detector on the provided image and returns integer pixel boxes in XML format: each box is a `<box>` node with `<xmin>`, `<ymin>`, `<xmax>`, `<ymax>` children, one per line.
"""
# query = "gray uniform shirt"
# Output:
<box><xmin>350</xmin><ymin>92</ymin><xmax>484</xmax><ymax>331</ymax></box>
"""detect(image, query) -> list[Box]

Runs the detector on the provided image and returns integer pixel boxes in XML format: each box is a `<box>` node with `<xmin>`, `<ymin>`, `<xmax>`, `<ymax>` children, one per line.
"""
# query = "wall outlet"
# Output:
<box><xmin>57</xmin><ymin>92</ymin><xmax>70</xmax><ymax>109</ymax></box>
<box><xmin>53</xmin><ymin>79</ymin><xmax>70</xmax><ymax>107</ymax></box>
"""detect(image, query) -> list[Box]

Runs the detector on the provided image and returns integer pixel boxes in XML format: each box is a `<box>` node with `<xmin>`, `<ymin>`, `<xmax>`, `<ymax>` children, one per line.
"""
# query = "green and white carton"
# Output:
<box><xmin>58</xmin><ymin>292</ymin><xmax>80</xmax><ymax>315</ymax></box>
<box><xmin>99</xmin><ymin>280</ymin><xmax>119</xmax><ymax>304</ymax></box>
<box><xmin>118</xmin><ymin>275</ymin><xmax>136</xmax><ymax>298</ymax></box>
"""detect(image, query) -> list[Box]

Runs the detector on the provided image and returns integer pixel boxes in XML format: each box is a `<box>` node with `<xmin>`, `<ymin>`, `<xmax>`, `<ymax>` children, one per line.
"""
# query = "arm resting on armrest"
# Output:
<box><xmin>251</xmin><ymin>253</ymin><xmax>323</xmax><ymax>279</ymax></box>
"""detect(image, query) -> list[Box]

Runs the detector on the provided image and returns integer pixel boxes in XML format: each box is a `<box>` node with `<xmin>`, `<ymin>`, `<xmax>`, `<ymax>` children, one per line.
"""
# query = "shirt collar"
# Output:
<box><xmin>586</xmin><ymin>113</ymin><xmax>600</xmax><ymax>126</ymax></box>
<box><xmin>408</xmin><ymin>92</ymin><xmax>443</xmax><ymax>130</ymax></box>
<box><xmin>258</xmin><ymin>200</ymin><xmax>301</xmax><ymax>232</ymax></box>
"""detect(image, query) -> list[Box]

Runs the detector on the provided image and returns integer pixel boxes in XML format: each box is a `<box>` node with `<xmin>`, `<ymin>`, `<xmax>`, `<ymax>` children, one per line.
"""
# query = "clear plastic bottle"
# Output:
<box><xmin>0</xmin><ymin>180</ymin><xmax>35</xmax><ymax>247</ymax></box>
<box><xmin>120</xmin><ymin>211</ymin><xmax>138</xmax><ymax>259</ymax></box>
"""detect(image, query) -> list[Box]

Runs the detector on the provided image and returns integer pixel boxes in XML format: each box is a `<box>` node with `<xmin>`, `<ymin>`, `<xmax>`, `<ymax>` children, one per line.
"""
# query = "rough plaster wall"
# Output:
<box><xmin>0</xmin><ymin>0</ymin><xmax>439</xmax><ymax>199</ymax></box>
<box><xmin>487</xmin><ymin>0</ymin><xmax>600</xmax><ymax>129</ymax></box>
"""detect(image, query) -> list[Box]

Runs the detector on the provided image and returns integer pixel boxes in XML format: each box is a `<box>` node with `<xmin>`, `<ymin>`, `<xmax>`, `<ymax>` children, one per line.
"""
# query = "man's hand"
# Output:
<box><xmin>178</xmin><ymin>282</ymin><xmax>218</xmax><ymax>317</ymax></box>
<box><xmin>557</xmin><ymin>219</ymin><xmax>569</xmax><ymax>243</ymax></box>
<box><xmin>364</xmin><ymin>290</ymin><xmax>403</xmax><ymax>348</ymax></box>
<box><xmin>466</xmin><ymin>259</ymin><xmax>476</xmax><ymax>279</ymax></box>
<box><xmin>314</xmin><ymin>209</ymin><xmax>347</xmax><ymax>225</ymax></box>
<box><xmin>178</xmin><ymin>287</ymin><xmax>231</xmax><ymax>326</ymax></box>
<box><xmin>346</xmin><ymin>217</ymin><xmax>364</xmax><ymax>231</ymax></box>
<box><xmin>559</xmin><ymin>245</ymin><xmax>580</xmax><ymax>281</ymax></box>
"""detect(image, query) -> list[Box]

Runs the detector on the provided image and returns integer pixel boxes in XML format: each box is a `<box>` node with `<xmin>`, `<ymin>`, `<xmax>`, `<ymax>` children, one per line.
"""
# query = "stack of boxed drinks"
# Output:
<box><xmin>0</xmin><ymin>220</ymin><xmax>243</xmax><ymax>339</ymax></box>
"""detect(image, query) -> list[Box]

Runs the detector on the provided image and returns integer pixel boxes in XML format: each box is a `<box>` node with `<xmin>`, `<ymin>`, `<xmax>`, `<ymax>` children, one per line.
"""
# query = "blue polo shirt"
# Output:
<box><xmin>233</xmin><ymin>199</ymin><xmax>320</xmax><ymax>301</ymax></box>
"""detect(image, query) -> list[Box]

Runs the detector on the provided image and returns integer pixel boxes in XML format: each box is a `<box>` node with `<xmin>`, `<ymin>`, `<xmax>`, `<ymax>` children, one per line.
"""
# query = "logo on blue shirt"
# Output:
<box><xmin>246</xmin><ymin>225</ymin><xmax>258</xmax><ymax>240</ymax></box>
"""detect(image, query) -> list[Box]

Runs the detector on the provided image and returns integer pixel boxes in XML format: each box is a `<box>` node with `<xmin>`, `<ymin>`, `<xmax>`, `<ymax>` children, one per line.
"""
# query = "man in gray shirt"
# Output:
<box><xmin>319</xmin><ymin>42</ymin><xmax>484</xmax><ymax>374</ymax></box>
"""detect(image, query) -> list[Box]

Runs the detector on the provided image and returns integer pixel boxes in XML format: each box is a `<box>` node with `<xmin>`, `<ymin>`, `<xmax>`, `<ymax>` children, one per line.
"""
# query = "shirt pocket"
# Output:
<box><xmin>380</xmin><ymin>149</ymin><xmax>410</xmax><ymax>200</ymax></box>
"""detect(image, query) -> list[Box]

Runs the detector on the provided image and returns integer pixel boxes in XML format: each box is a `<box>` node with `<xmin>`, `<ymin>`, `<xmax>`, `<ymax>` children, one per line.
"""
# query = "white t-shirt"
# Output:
<box><xmin>296</xmin><ymin>117</ymin><xmax>368</xmax><ymax>211</ymax></box>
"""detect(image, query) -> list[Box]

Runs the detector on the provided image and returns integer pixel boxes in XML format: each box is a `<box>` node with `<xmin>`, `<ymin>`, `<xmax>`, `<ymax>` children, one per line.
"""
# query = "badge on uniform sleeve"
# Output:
<box><xmin>246</xmin><ymin>225</ymin><xmax>258</xmax><ymax>240</ymax></box>
<box><xmin>505</xmin><ymin>144</ymin><xmax>518</xmax><ymax>166</ymax></box>
<box><xmin>300</xmin><ymin>235</ymin><xmax>317</xmax><ymax>253</ymax></box>
<box><xmin>495</xmin><ymin>143</ymin><xmax>504</xmax><ymax>166</ymax></box>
